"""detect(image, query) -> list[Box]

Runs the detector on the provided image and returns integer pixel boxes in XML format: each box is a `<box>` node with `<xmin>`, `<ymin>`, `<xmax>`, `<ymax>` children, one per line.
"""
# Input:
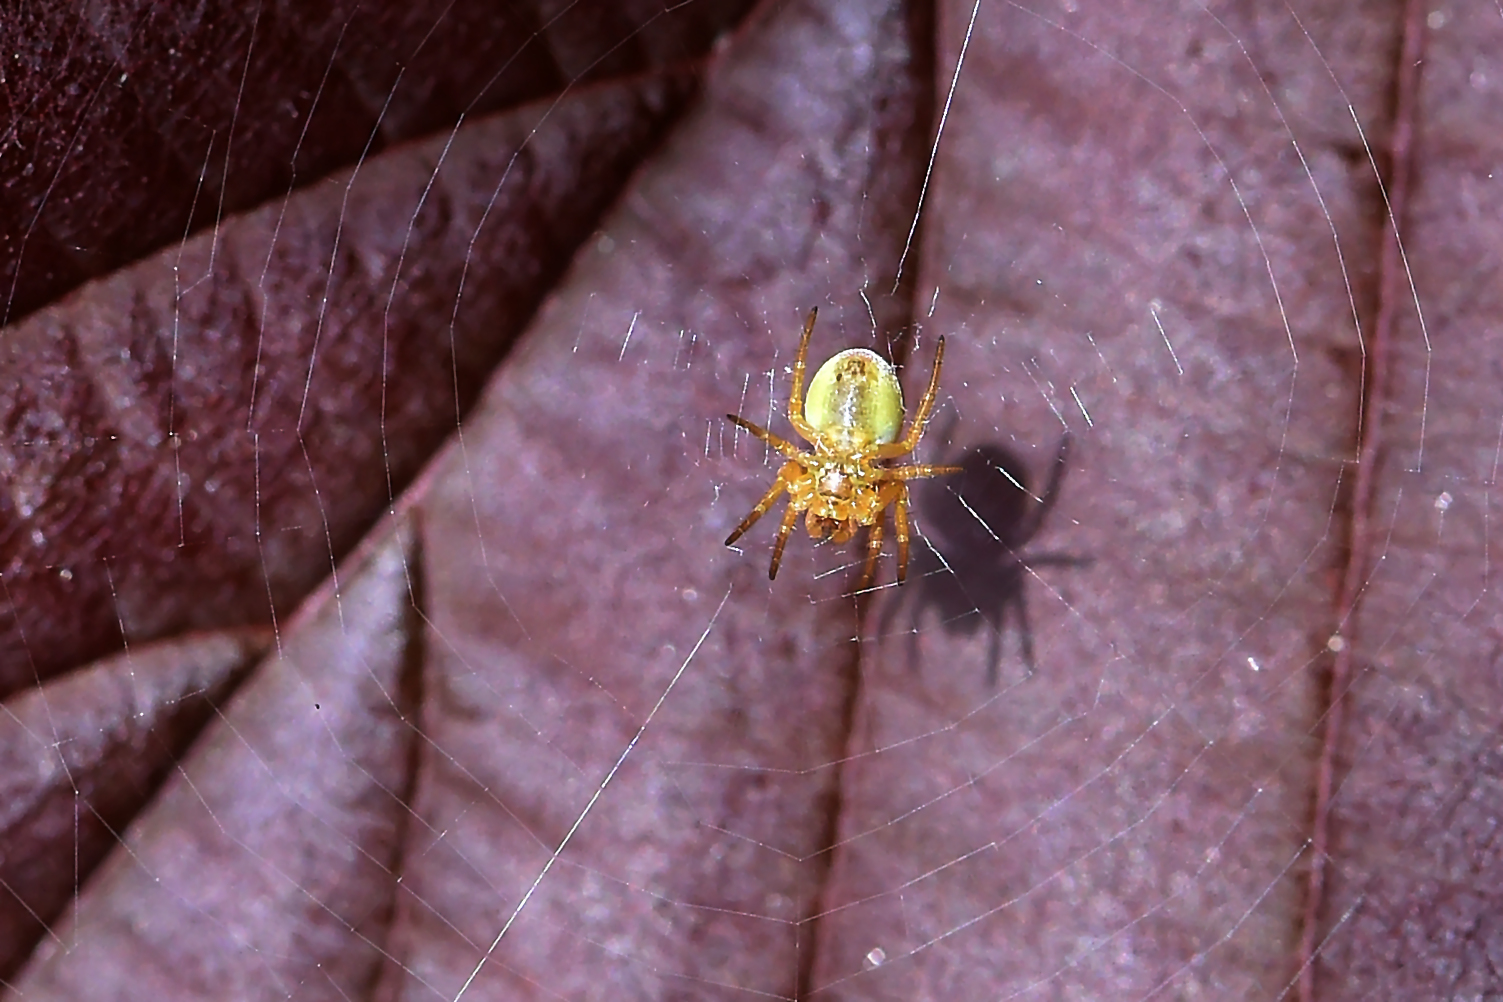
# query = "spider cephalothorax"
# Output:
<box><xmin>723</xmin><ymin>307</ymin><xmax>959</xmax><ymax>590</ymax></box>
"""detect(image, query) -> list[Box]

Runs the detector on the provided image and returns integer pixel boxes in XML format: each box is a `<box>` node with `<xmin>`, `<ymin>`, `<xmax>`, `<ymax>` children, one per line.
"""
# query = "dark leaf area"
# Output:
<box><xmin>0</xmin><ymin>0</ymin><xmax>1499</xmax><ymax>1000</ymax></box>
<box><xmin>0</xmin><ymin>67</ymin><xmax>697</xmax><ymax>696</ymax></box>
<box><xmin>0</xmin><ymin>0</ymin><xmax>752</xmax><ymax>326</ymax></box>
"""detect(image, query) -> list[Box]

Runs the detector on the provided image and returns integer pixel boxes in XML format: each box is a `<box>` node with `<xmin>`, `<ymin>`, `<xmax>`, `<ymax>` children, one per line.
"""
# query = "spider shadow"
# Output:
<box><xmin>878</xmin><ymin>432</ymin><xmax>1090</xmax><ymax>687</ymax></box>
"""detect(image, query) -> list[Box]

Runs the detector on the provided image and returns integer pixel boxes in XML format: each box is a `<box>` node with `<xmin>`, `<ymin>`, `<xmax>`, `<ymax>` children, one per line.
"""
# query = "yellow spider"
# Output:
<box><xmin>724</xmin><ymin>307</ymin><xmax>960</xmax><ymax>590</ymax></box>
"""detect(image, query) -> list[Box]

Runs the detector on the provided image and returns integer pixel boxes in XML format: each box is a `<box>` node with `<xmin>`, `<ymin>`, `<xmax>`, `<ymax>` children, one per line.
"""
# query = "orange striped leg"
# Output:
<box><xmin>893</xmin><ymin>484</ymin><xmax>912</xmax><ymax>584</ymax></box>
<box><xmin>874</xmin><ymin>335</ymin><xmax>947</xmax><ymax>459</ymax></box>
<box><xmin>857</xmin><ymin>517</ymin><xmax>885</xmax><ymax>592</ymax></box>
<box><xmin>787</xmin><ymin>307</ymin><xmax>819</xmax><ymax>441</ymax></box>
<box><xmin>768</xmin><ymin>496</ymin><xmax>803</xmax><ymax>580</ymax></box>
<box><xmin>885</xmin><ymin>463</ymin><xmax>962</xmax><ymax>480</ymax></box>
<box><xmin>724</xmin><ymin>414</ymin><xmax>803</xmax><ymax>459</ymax></box>
<box><xmin>725</xmin><ymin>461</ymin><xmax>798</xmax><ymax>546</ymax></box>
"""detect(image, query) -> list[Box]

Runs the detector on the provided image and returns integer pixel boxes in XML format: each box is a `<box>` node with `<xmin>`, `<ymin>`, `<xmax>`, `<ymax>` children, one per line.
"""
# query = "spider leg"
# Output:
<box><xmin>857</xmin><ymin>481</ymin><xmax>909</xmax><ymax>590</ymax></box>
<box><xmin>874</xmin><ymin>334</ymin><xmax>947</xmax><ymax>459</ymax></box>
<box><xmin>724</xmin><ymin>414</ymin><xmax>805</xmax><ymax>459</ymax></box>
<box><xmin>768</xmin><ymin>494</ymin><xmax>803</xmax><ymax>580</ymax></box>
<box><xmin>787</xmin><ymin>307</ymin><xmax>819</xmax><ymax>442</ymax></box>
<box><xmin>857</xmin><ymin>516</ymin><xmax>884</xmax><ymax>592</ymax></box>
<box><xmin>883</xmin><ymin>463</ymin><xmax>963</xmax><ymax>480</ymax></box>
<box><xmin>893</xmin><ymin>483</ymin><xmax>911</xmax><ymax>584</ymax></box>
<box><xmin>725</xmin><ymin>463</ymin><xmax>796</xmax><ymax>546</ymax></box>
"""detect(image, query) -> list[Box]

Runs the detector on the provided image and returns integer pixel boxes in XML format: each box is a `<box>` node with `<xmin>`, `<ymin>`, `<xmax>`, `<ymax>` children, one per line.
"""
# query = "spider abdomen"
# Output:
<box><xmin>804</xmin><ymin>348</ymin><xmax>903</xmax><ymax>449</ymax></box>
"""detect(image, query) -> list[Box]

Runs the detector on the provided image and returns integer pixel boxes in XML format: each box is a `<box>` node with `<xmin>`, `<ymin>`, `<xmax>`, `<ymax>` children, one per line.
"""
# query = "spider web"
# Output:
<box><xmin>0</xmin><ymin>0</ymin><xmax>1499</xmax><ymax>1000</ymax></box>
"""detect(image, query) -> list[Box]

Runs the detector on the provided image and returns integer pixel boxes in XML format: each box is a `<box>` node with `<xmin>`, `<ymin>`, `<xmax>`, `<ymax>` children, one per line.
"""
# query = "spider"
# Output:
<box><xmin>878</xmin><ymin>433</ymin><xmax>1088</xmax><ymax>685</ymax></box>
<box><xmin>723</xmin><ymin>307</ymin><xmax>960</xmax><ymax>590</ymax></box>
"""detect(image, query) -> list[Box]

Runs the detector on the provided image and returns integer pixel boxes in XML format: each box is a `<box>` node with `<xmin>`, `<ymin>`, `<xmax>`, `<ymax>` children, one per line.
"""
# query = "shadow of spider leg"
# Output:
<box><xmin>879</xmin><ymin>432</ymin><xmax>1091</xmax><ymax>687</ymax></box>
